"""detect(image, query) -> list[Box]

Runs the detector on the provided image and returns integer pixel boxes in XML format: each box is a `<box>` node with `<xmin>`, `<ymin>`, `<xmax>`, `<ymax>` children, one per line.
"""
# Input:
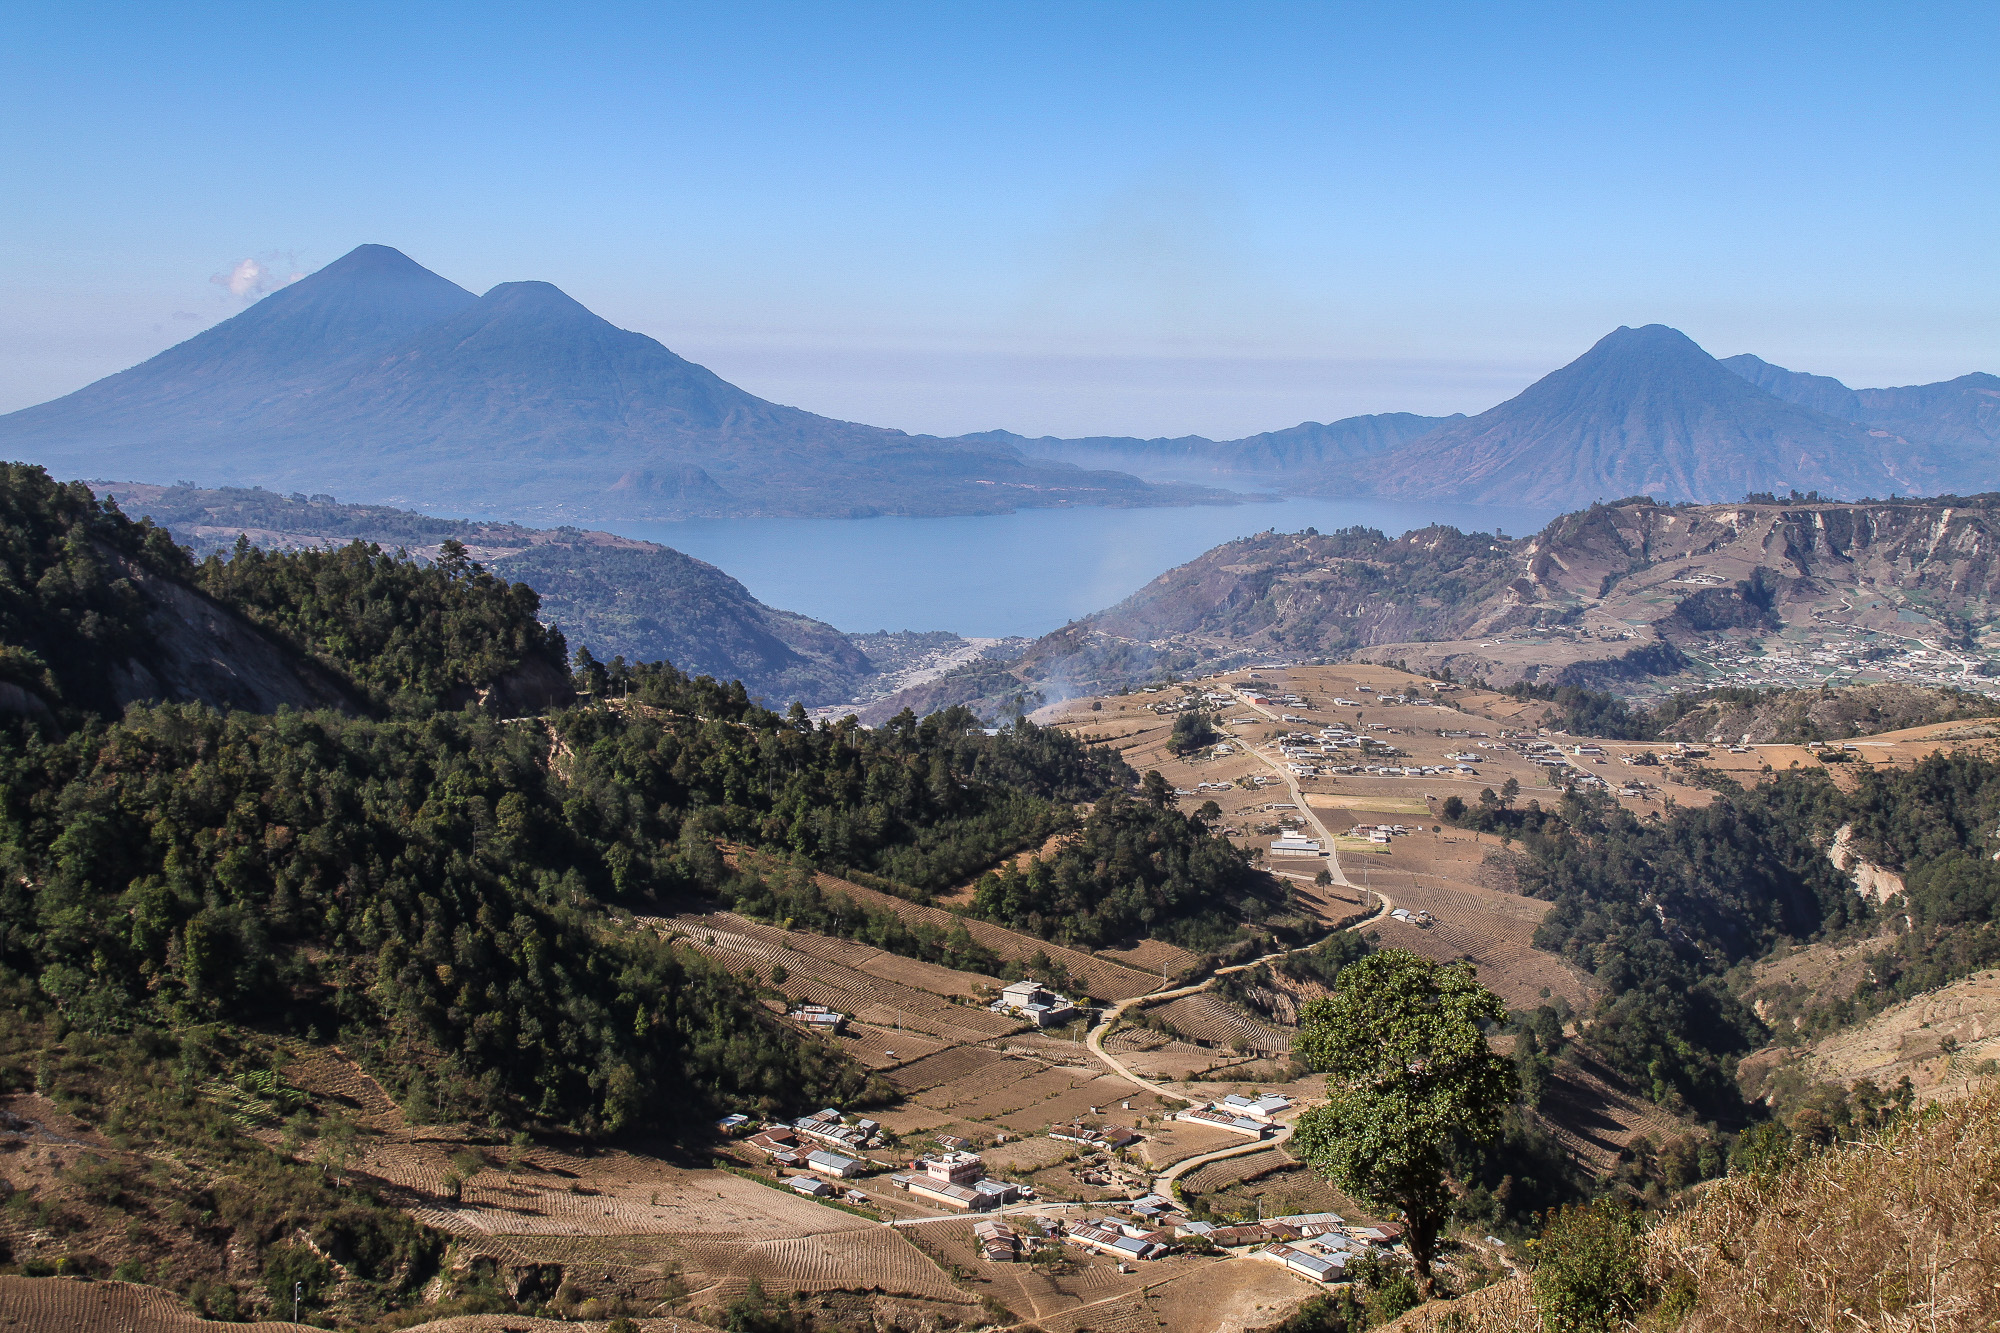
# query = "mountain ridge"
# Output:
<box><xmin>857</xmin><ymin>493</ymin><xmax>2000</xmax><ymax>720</ymax></box>
<box><xmin>985</xmin><ymin>410</ymin><xmax>1463</xmax><ymax>484</ymax></box>
<box><xmin>1723</xmin><ymin>352</ymin><xmax>2000</xmax><ymax>462</ymax></box>
<box><xmin>1346</xmin><ymin>324</ymin><xmax>1935</xmax><ymax>505</ymax></box>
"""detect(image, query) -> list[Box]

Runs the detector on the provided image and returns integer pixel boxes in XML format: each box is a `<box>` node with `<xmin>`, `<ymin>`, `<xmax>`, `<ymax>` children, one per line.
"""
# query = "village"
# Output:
<box><xmin>249</xmin><ymin>659</ymin><xmax>2000</xmax><ymax>1333</ymax></box>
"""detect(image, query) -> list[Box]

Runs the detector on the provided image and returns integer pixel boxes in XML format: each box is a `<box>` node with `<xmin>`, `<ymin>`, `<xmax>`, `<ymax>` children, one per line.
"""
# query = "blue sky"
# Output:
<box><xmin>2</xmin><ymin>1</ymin><xmax>1994</xmax><ymax>438</ymax></box>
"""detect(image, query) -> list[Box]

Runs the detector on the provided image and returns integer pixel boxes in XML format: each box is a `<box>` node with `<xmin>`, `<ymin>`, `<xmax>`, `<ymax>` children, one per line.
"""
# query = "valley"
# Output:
<box><xmin>4</xmin><ymin>574</ymin><xmax>1999</xmax><ymax>1333</ymax></box>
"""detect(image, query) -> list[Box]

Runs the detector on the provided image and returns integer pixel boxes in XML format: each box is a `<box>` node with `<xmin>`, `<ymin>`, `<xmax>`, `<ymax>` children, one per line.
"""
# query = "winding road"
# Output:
<box><xmin>1071</xmin><ymin>680</ymin><xmax>1396</xmax><ymax>1198</ymax></box>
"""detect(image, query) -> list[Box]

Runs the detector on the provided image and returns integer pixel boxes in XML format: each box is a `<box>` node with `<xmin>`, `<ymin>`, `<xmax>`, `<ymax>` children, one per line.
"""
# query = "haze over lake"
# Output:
<box><xmin>600</xmin><ymin>496</ymin><xmax>1559</xmax><ymax>639</ymax></box>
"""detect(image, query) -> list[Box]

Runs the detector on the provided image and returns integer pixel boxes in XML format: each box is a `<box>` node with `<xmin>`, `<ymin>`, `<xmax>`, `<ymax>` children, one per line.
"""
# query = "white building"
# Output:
<box><xmin>1261</xmin><ymin>1242</ymin><xmax>1343</xmax><ymax>1282</ymax></box>
<box><xmin>921</xmin><ymin>1151</ymin><xmax>986</xmax><ymax>1184</ymax></box>
<box><xmin>992</xmin><ymin>980</ymin><xmax>1080</xmax><ymax>1028</ymax></box>
<box><xmin>1175</xmin><ymin>1106</ymin><xmax>1273</xmax><ymax>1138</ymax></box>
<box><xmin>1218</xmin><ymin>1093</ymin><xmax>1292</xmax><ymax>1122</ymax></box>
<box><xmin>806</xmin><ymin>1150</ymin><xmax>865</xmax><ymax>1178</ymax></box>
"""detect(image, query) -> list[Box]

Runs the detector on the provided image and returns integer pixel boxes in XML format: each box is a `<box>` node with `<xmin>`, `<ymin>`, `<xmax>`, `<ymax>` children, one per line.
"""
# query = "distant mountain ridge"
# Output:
<box><xmin>1721</xmin><ymin>353</ymin><xmax>2000</xmax><ymax>461</ymax></box>
<box><xmin>978</xmin><ymin>411</ymin><xmax>1461</xmax><ymax>485</ymax></box>
<box><xmin>6</xmin><ymin>245</ymin><xmax>1993</xmax><ymax>517</ymax></box>
<box><xmin>0</xmin><ymin>246</ymin><xmax>1223</xmax><ymax>522</ymax></box>
<box><xmin>95</xmin><ymin>480</ymin><xmax>937</xmax><ymax>707</ymax></box>
<box><xmin>97</xmin><ymin>474</ymin><xmax>1016</xmax><ymax>704</ymax></box>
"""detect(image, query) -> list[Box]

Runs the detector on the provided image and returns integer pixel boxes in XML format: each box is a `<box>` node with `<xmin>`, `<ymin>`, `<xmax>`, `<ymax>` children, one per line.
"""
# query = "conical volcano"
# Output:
<box><xmin>1359</xmin><ymin>324</ymin><xmax>1926</xmax><ymax>505</ymax></box>
<box><xmin>0</xmin><ymin>246</ymin><xmax>1208</xmax><ymax>520</ymax></box>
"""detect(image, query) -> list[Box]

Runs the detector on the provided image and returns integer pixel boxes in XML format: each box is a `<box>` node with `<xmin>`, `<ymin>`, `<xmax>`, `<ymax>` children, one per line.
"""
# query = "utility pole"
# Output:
<box><xmin>294</xmin><ymin>1281</ymin><xmax>303</xmax><ymax>1324</ymax></box>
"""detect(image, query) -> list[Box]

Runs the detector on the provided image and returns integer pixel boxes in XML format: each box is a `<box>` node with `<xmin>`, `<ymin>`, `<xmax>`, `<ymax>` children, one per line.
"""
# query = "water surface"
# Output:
<box><xmin>598</xmin><ymin>496</ymin><xmax>1556</xmax><ymax>639</ymax></box>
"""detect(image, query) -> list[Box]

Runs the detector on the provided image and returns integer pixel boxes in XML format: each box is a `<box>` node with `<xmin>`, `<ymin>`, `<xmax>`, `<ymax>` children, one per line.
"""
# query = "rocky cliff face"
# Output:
<box><xmin>100</xmin><ymin>554</ymin><xmax>359</xmax><ymax>716</ymax></box>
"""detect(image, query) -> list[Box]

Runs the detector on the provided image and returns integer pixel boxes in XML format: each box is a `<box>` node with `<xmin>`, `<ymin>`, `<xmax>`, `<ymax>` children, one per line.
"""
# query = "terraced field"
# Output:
<box><xmin>366</xmin><ymin>1140</ymin><xmax>880</xmax><ymax>1244</ymax></box>
<box><xmin>885</xmin><ymin>1045</ymin><xmax>1017</xmax><ymax>1093</ymax></box>
<box><xmin>1178</xmin><ymin>1146</ymin><xmax>1292</xmax><ymax>1194</ymax></box>
<box><xmin>1096</xmin><ymin>938</ymin><xmax>1203</xmax><ymax>980</ymax></box>
<box><xmin>281</xmin><ymin>1046</ymin><xmax>403</xmax><ymax>1128</ymax></box>
<box><xmin>1533</xmin><ymin>1052</ymin><xmax>1698</xmax><ymax>1175</ymax></box>
<box><xmin>0</xmin><ymin>1277</ymin><xmax>312</xmax><ymax>1333</ymax></box>
<box><xmin>829</xmin><ymin>1021</ymin><xmax>953</xmax><ymax>1069</ymax></box>
<box><xmin>659</xmin><ymin>914</ymin><xmax>1022</xmax><ymax>1044</ymax></box>
<box><xmin>1142</xmin><ymin>993</ymin><xmax>1292</xmax><ymax>1054</ymax></box>
<box><xmin>713</xmin><ymin>1229</ymin><xmax>965</xmax><ymax>1301</ymax></box>
<box><xmin>978</xmin><ymin>1134</ymin><xmax>1079</xmax><ymax>1173</ymax></box>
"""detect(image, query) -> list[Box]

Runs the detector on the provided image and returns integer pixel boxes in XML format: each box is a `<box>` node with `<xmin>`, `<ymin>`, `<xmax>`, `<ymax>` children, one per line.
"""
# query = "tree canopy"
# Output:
<box><xmin>1291</xmin><ymin>949</ymin><xmax>1515</xmax><ymax>1295</ymax></box>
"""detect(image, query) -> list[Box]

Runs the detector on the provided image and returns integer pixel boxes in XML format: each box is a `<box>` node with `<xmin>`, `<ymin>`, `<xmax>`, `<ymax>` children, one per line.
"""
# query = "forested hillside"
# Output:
<box><xmin>0</xmin><ymin>462</ymin><xmax>1298</xmax><ymax>1321</ymax></box>
<box><xmin>1445</xmin><ymin>754</ymin><xmax>2000</xmax><ymax>1122</ymax></box>
<box><xmin>98</xmin><ymin>481</ymin><xmax>898</xmax><ymax>708</ymax></box>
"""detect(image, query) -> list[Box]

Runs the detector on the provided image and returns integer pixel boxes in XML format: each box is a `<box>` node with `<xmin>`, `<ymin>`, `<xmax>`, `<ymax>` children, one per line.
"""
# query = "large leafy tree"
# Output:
<box><xmin>1292</xmin><ymin>949</ymin><xmax>1515</xmax><ymax>1296</ymax></box>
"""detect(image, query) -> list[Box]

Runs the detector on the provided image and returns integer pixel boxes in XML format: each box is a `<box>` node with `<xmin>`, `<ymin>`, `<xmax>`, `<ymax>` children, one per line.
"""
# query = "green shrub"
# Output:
<box><xmin>1529</xmin><ymin>1202</ymin><xmax>1648</xmax><ymax>1333</ymax></box>
<box><xmin>263</xmin><ymin>1240</ymin><xmax>334</xmax><ymax>1309</ymax></box>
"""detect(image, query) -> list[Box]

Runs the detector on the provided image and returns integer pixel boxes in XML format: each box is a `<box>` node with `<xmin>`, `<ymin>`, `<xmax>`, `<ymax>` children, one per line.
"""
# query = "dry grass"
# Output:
<box><xmin>1644</xmin><ymin>1079</ymin><xmax>2000</xmax><ymax>1332</ymax></box>
<box><xmin>1383</xmin><ymin>1079</ymin><xmax>2000</xmax><ymax>1333</ymax></box>
<box><xmin>1380</xmin><ymin>1276</ymin><xmax>1540</xmax><ymax>1333</ymax></box>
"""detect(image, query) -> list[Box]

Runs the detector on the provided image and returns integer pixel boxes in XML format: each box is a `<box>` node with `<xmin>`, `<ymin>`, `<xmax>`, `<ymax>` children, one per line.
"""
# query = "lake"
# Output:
<box><xmin>599</xmin><ymin>495</ymin><xmax>1557</xmax><ymax>639</ymax></box>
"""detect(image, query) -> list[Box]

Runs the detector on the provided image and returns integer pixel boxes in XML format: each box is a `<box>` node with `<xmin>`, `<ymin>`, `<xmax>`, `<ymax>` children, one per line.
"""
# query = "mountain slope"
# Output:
<box><xmin>1723</xmin><ymin>352</ymin><xmax>2000</xmax><ymax>478</ymax></box>
<box><xmin>864</xmin><ymin>494</ymin><xmax>2000</xmax><ymax>717</ymax></box>
<box><xmin>1353</xmin><ymin>325</ymin><xmax>1930</xmax><ymax>506</ymax></box>
<box><xmin>0</xmin><ymin>245</ymin><xmax>477</xmax><ymax>436</ymax></box>
<box><xmin>0</xmin><ymin>246</ymin><xmax>1219</xmax><ymax>522</ymax></box>
<box><xmin>0</xmin><ymin>464</ymin><xmax>369</xmax><ymax>725</ymax></box>
<box><xmin>97</xmin><ymin>481</ymin><xmax>890</xmax><ymax>707</ymax></box>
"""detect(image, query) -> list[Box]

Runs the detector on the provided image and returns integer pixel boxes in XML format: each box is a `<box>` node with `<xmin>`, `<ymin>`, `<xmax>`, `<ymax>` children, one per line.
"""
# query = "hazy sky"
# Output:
<box><xmin>2</xmin><ymin>2</ymin><xmax>1994</xmax><ymax>439</ymax></box>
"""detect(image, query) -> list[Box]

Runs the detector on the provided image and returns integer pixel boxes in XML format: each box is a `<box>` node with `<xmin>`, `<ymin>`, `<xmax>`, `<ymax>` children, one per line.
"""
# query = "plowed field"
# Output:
<box><xmin>1354</xmin><ymin>873</ymin><xmax>1593</xmax><ymax>1010</ymax></box>
<box><xmin>1142</xmin><ymin>994</ymin><xmax>1292</xmax><ymax>1053</ymax></box>
<box><xmin>718</xmin><ymin>1229</ymin><xmax>963</xmax><ymax>1300</ymax></box>
<box><xmin>0</xmin><ymin>1277</ymin><xmax>310</xmax><ymax>1333</ymax></box>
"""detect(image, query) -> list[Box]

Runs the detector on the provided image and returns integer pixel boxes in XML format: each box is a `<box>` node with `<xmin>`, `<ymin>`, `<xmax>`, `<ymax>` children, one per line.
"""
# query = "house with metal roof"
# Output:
<box><xmin>1175</xmin><ymin>1106</ymin><xmax>1273</xmax><ymax>1138</ymax></box>
<box><xmin>1067</xmin><ymin>1223</ymin><xmax>1165</xmax><ymax>1262</ymax></box>
<box><xmin>1261</xmin><ymin>1242</ymin><xmax>1344</xmax><ymax>1283</ymax></box>
<box><xmin>806</xmin><ymin>1149</ymin><xmax>864</xmax><ymax>1178</ymax></box>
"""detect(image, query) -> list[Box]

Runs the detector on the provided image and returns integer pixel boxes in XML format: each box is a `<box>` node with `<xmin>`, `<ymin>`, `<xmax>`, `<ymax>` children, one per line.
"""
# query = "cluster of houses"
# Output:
<box><xmin>1041</xmin><ymin>1202</ymin><xmax>1405</xmax><ymax>1282</ymax></box>
<box><xmin>1049</xmin><ymin>1121</ymin><xmax>1141</xmax><ymax>1150</ymax></box>
<box><xmin>989</xmin><ymin>980</ymin><xmax>1082</xmax><ymax>1029</ymax></box>
<box><xmin>1174</xmin><ymin>1093</ymin><xmax>1291</xmax><ymax>1139</ymax></box>
<box><xmin>1234</xmin><ymin>683</ymin><xmax>1307</xmax><ymax>709</ymax></box>
<box><xmin>890</xmin><ymin>1150</ymin><xmax>1022</xmax><ymax>1210</ymax></box>
<box><xmin>1346</xmin><ymin>823</ymin><xmax>1408</xmax><ymax>845</ymax></box>
<box><xmin>738</xmin><ymin>1106</ymin><xmax>883</xmax><ymax>1181</ymax></box>
<box><xmin>1267</xmin><ymin>721</ymin><xmax>1481</xmax><ymax>781</ymax></box>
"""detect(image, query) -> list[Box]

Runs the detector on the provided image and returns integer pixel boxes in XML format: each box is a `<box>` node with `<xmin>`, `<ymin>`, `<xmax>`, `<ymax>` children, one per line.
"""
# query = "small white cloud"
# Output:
<box><xmin>210</xmin><ymin>253</ymin><xmax>304</xmax><ymax>302</ymax></box>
